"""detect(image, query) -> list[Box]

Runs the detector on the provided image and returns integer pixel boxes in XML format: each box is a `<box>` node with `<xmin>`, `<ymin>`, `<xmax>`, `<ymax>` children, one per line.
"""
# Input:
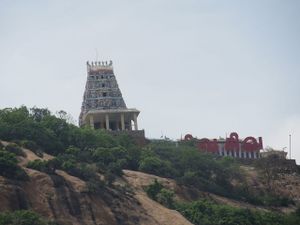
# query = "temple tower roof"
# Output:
<box><xmin>79</xmin><ymin>60</ymin><xmax>128</xmax><ymax>125</ymax></box>
<box><xmin>79</xmin><ymin>60</ymin><xmax>141</xmax><ymax>133</ymax></box>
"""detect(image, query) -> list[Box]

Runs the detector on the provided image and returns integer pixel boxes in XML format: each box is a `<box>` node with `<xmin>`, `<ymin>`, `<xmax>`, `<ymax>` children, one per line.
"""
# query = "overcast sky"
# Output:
<box><xmin>0</xmin><ymin>0</ymin><xmax>299</xmax><ymax>163</ymax></box>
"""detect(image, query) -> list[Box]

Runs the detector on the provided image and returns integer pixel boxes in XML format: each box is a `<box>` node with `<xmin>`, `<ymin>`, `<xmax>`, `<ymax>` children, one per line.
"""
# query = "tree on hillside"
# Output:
<box><xmin>30</xmin><ymin>107</ymin><xmax>51</xmax><ymax>122</ymax></box>
<box><xmin>255</xmin><ymin>155</ymin><xmax>280</xmax><ymax>191</ymax></box>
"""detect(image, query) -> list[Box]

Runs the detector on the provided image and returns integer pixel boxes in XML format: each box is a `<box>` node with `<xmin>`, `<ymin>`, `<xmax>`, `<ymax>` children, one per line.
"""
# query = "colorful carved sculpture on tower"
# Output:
<box><xmin>79</xmin><ymin>61</ymin><xmax>141</xmax><ymax>133</ymax></box>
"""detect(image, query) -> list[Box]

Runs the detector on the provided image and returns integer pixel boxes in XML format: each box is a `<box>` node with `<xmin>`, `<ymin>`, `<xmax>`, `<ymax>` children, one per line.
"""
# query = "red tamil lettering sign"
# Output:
<box><xmin>184</xmin><ymin>132</ymin><xmax>263</xmax><ymax>153</ymax></box>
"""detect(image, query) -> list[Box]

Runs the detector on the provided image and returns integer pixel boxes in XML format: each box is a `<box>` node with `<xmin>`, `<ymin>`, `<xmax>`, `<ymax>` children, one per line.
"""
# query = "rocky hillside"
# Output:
<box><xmin>1</xmin><ymin>141</ymin><xmax>300</xmax><ymax>225</ymax></box>
<box><xmin>0</xmin><ymin>141</ymin><xmax>192</xmax><ymax>225</ymax></box>
<box><xmin>0</xmin><ymin>107</ymin><xmax>300</xmax><ymax>225</ymax></box>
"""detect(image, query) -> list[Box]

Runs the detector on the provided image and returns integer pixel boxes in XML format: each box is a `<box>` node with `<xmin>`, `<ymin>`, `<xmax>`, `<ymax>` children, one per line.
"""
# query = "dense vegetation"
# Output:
<box><xmin>0</xmin><ymin>142</ymin><xmax>27</xmax><ymax>180</ymax></box>
<box><xmin>0</xmin><ymin>107</ymin><xmax>244</xmax><ymax>197</ymax></box>
<box><xmin>0</xmin><ymin>106</ymin><xmax>299</xmax><ymax>225</ymax></box>
<box><xmin>0</xmin><ymin>107</ymin><xmax>241</xmax><ymax>194</ymax></box>
<box><xmin>0</xmin><ymin>106</ymin><xmax>120</xmax><ymax>155</ymax></box>
<box><xmin>176</xmin><ymin>199</ymin><xmax>300</xmax><ymax>225</ymax></box>
<box><xmin>0</xmin><ymin>210</ymin><xmax>57</xmax><ymax>225</ymax></box>
<box><xmin>0</xmin><ymin>107</ymin><xmax>141</xmax><ymax>187</ymax></box>
<box><xmin>146</xmin><ymin>180</ymin><xmax>300</xmax><ymax>225</ymax></box>
<box><xmin>145</xmin><ymin>179</ymin><xmax>175</xmax><ymax>208</ymax></box>
<box><xmin>0</xmin><ymin>107</ymin><xmax>296</xmax><ymax>203</ymax></box>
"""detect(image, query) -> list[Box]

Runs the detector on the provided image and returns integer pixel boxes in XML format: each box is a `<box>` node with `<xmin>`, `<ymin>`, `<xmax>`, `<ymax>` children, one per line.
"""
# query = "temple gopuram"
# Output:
<box><xmin>79</xmin><ymin>61</ymin><xmax>144</xmax><ymax>140</ymax></box>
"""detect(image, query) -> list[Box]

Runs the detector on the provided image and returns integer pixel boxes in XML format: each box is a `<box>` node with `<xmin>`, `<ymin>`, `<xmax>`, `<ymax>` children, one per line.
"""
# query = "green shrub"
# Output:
<box><xmin>92</xmin><ymin>147</ymin><xmax>113</xmax><ymax>165</ymax></box>
<box><xmin>108</xmin><ymin>159</ymin><xmax>127</xmax><ymax>176</ymax></box>
<box><xmin>156</xmin><ymin>188</ymin><xmax>175</xmax><ymax>208</ymax></box>
<box><xmin>21</xmin><ymin>140</ymin><xmax>39</xmax><ymax>150</ymax></box>
<box><xmin>178</xmin><ymin>171</ymin><xmax>199</xmax><ymax>186</ymax></box>
<box><xmin>139</xmin><ymin>156</ymin><xmax>175</xmax><ymax>177</ymax></box>
<box><xmin>125</xmin><ymin>146</ymin><xmax>142</xmax><ymax>170</ymax></box>
<box><xmin>283</xmin><ymin>206</ymin><xmax>300</xmax><ymax>224</ymax></box>
<box><xmin>145</xmin><ymin>179</ymin><xmax>175</xmax><ymax>208</ymax></box>
<box><xmin>175</xmin><ymin>199</ymin><xmax>286</xmax><ymax>225</ymax></box>
<box><xmin>0</xmin><ymin>210</ymin><xmax>56</xmax><ymax>225</ymax></box>
<box><xmin>145</xmin><ymin>179</ymin><xmax>163</xmax><ymax>200</ymax></box>
<box><xmin>62</xmin><ymin>162</ymin><xmax>96</xmax><ymax>181</ymax></box>
<box><xmin>104</xmin><ymin>171</ymin><xmax>116</xmax><ymax>186</ymax></box>
<box><xmin>46</xmin><ymin>158</ymin><xmax>61</xmax><ymax>173</ymax></box>
<box><xmin>61</xmin><ymin>159</ymin><xmax>76</xmax><ymax>171</ymax></box>
<box><xmin>27</xmin><ymin>159</ymin><xmax>45</xmax><ymax>169</ymax></box>
<box><xmin>27</xmin><ymin>159</ymin><xmax>49</xmax><ymax>172</ymax></box>
<box><xmin>92</xmin><ymin>146</ymin><xmax>128</xmax><ymax>167</ymax></box>
<box><xmin>21</xmin><ymin>140</ymin><xmax>43</xmax><ymax>157</ymax></box>
<box><xmin>27</xmin><ymin>158</ymin><xmax>60</xmax><ymax>174</ymax></box>
<box><xmin>0</xmin><ymin>150</ymin><xmax>28</xmax><ymax>180</ymax></box>
<box><xmin>5</xmin><ymin>143</ymin><xmax>26</xmax><ymax>157</ymax></box>
<box><xmin>258</xmin><ymin>194</ymin><xmax>294</xmax><ymax>207</ymax></box>
<box><xmin>86</xmin><ymin>177</ymin><xmax>105</xmax><ymax>193</ymax></box>
<box><xmin>65</xmin><ymin>146</ymin><xmax>80</xmax><ymax>155</ymax></box>
<box><xmin>77</xmin><ymin>150</ymin><xmax>94</xmax><ymax>163</ymax></box>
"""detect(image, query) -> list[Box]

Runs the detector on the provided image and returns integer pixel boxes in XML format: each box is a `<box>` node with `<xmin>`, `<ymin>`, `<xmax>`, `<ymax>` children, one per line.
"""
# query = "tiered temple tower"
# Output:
<box><xmin>79</xmin><ymin>61</ymin><xmax>141</xmax><ymax>132</ymax></box>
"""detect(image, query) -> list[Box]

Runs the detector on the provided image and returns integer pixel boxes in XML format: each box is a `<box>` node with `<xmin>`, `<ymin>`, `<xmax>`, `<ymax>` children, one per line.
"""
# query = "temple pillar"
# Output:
<box><xmin>218</xmin><ymin>146</ymin><xmax>222</xmax><ymax>157</ymax></box>
<box><xmin>133</xmin><ymin>113</ymin><xmax>138</xmax><ymax>130</ymax></box>
<box><xmin>105</xmin><ymin>114</ymin><xmax>110</xmax><ymax>130</ymax></box>
<box><xmin>89</xmin><ymin>115</ymin><xmax>94</xmax><ymax>129</ymax></box>
<box><xmin>121</xmin><ymin>114</ymin><xmax>125</xmax><ymax>130</ymax></box>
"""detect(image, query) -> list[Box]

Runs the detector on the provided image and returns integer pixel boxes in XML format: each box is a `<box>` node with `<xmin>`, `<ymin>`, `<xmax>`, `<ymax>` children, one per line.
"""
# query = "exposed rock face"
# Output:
<box><xmin>0</xmin><ymin>169</ymin><xmax>117</xmax><ymax>225</ymax></box>
<box><xmin>0</xmin><ymin>147</ymin><xmax>192</xmax><ymax>225</ymax></box>
<box><xmin>1</xmin><ymin>143</ymin><xmax>300</xmax><ymax>224</ymax></box>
